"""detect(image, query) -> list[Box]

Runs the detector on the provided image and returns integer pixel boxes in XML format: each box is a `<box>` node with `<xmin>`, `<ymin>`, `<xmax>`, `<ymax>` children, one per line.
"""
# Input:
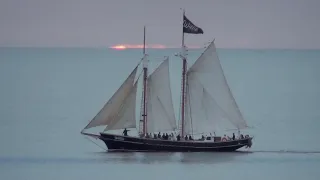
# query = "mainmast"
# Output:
<box><xmin>142</xmin><ymin>26</ymin><xmax>148</xmax><ymax>136</ymax></box>
<box><xmin>180</xmin><ymin>9</ymin><xmax>187</xmax><ymax>137</ymax></box>
<box><xmin>179</xmin><ymin>9</ymin><xmax>204</xmax><ymax>137</ymax></box>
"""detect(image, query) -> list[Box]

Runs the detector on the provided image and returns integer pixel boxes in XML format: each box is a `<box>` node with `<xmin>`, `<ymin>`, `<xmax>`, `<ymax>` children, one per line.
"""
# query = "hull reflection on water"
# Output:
<box><xmin>93</xmin><ymin>151</ymin><xmax>252</xmax><ymax>164</ymax></box>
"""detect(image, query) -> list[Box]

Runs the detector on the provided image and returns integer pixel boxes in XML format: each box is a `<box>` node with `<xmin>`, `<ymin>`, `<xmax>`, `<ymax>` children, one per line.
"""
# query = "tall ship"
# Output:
<box><xmin>81</xmin><ymin>10</ymin><xmax>253</xmax><ymax>152</ymax></box>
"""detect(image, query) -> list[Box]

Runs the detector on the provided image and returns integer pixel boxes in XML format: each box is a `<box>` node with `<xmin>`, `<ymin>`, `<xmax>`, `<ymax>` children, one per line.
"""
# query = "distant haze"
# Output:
<box><xmin>1</xmin><ymin>0</ymin><xmax>319</xmax><ymax>49</ymax></box>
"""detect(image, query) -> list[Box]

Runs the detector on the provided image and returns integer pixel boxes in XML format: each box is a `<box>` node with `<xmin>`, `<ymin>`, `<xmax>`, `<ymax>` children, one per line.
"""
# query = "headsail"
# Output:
<box><xmin>146</xmin><ymin>58</ymin><xmax>177</xmax><ymax>133</ymax></box>
<box><xmin>184</xmin><ymin>40</ymin><xmax>248</xmax><ymax>135</ymax></box>
<box><xmin>104</xmin><ymin>79</ymin><xmax>139</xmax><ymax>131</ymax></box>
<box><xmin>82</xmin><ymin>65</ymin><xmax>139</xmax><ymax>131</ymax></box>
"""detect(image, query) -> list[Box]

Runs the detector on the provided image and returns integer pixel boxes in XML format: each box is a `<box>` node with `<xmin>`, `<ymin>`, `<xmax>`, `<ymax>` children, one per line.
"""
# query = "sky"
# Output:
<box><xmin>0</xmin><ymin>0</ymin><xmax>319</xmax><ymax>49</ymax></box>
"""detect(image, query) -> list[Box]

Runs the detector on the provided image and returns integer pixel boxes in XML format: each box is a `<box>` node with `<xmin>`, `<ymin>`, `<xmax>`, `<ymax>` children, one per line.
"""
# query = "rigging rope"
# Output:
<box><xmin>84</xmin><ymin>135</ymin><xmax>108</xmax><ymax>151</ymax></box>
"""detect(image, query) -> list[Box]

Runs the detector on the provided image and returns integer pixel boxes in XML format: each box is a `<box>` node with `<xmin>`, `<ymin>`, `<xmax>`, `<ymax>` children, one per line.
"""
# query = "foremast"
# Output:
<box><xmin>140</xmin><ymin>26</ymin><xmax>149</xmax><ymax>136</ymax></box>
<box><xmin>139</xmin><ymin>26</ymin><xmax>177</xmax><ymax>136</ymax></box>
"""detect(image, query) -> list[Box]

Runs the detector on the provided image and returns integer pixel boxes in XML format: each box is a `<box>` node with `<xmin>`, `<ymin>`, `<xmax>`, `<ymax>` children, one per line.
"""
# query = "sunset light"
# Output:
<box><xmin>111</xmin><ymin>45</ymin><xmax>127</xmax><ymax>50</ymax></box>
<box><xmin>110</xmin><ymin>44</ymin><xmax>167</xmax><ymax>50</ymax></box>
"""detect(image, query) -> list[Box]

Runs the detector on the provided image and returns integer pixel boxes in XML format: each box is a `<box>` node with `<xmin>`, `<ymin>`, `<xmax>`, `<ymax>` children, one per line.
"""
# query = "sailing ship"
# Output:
<box><xmin>81</xmin><ymin>10</ymin><xmax>253</xmax><ymax>152</ymax></box>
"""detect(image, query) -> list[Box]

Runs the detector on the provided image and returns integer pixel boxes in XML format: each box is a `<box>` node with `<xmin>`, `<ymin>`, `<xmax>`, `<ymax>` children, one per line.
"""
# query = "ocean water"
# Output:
<box><xmin>0</xmin><ymin>47</ymin><xmax>320</xmax><ymax>180</ymax></box>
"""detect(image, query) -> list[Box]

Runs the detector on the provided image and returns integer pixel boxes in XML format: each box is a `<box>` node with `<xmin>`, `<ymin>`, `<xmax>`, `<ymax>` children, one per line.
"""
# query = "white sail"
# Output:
<box><xmin>83</xmin><ymin>65</ymin><xmax>138</xmax><ymax>130</ymax></box>
<box><xmin>184</xmin><ymin>40</ymin><xmax>248</xmax><ymax>135</ymax></box>
<box><xmin>104</xmin><ymin>80</ymin><xmax>139</xmax><ymax>131</ymax></box>
<box><xmin>146</xmin><ymin>58</ymin><xmax>177</xmax><ymax>133</ymax></box>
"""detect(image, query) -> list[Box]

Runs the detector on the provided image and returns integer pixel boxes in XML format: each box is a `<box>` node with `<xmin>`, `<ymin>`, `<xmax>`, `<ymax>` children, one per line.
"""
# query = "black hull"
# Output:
<box><xmin>98</xmin><ymin>133</ymin><xmax>253</xmax><ymax>152</ymax></box>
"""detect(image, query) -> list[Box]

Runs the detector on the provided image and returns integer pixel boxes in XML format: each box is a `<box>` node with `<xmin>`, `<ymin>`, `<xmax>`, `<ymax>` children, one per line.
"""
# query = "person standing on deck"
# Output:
<box><xmin>122</xmin><ymin>128</ymin><xmax>129</xmax><ymax>136</ymax></box>
<box><xmin>176</xmin><ymin>134</ymin><xmax>181</xmax><ymax>141</ymax></box>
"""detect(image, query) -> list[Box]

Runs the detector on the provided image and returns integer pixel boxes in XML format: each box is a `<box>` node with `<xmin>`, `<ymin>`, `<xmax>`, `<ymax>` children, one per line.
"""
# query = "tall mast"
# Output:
<box><xmin>179</xmin><ymin>9</ymin><xmax>204</xmax><ymax>137</ymax></box>
<box><xmin>142</xmin><ymin>26</ymin><xmax>148</xmax><ymax>136</ymax></box>
<box><xmin>180</xmin><ymin>9</ymin><xmax>187</xmax><ymax>137</ymax></box>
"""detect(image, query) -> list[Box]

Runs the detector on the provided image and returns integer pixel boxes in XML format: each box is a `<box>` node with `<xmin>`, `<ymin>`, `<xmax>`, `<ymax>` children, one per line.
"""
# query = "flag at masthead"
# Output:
<box><xmin>183</xmin><ymin>15</ymin><xmax>204</xmax><ymax>34</ymax></box>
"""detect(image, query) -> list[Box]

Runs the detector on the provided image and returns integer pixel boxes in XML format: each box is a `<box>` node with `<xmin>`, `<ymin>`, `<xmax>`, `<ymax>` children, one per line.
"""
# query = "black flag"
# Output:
<box><xmin>183</xmin><ymin>15</ymin><xmax>204</xmax><ymax>34</ymax></box>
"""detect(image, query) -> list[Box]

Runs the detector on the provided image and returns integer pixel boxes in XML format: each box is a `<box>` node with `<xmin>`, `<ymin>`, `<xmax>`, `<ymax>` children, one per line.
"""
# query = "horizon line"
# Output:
<box><xmin>0</xmin><ymin>45</ymin><xmax>319</xmax><ymax>51</ymax></box>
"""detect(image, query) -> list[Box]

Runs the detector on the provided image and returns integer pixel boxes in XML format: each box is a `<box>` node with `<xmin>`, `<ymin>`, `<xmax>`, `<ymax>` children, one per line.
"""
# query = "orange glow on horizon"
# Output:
<box><xmin>110</xmin><ymin>44</ymin><xmax>202</xmax><ymax>50</ymax></box>
<box><xmin>111</xmin><ymin>45</ymin><xmax>127</xmax><ymax>50</ymax></box>
<box><xmin>110</xmin><ymin>44</ymin><xmax>166</xmax><ymax>50</ymax></box>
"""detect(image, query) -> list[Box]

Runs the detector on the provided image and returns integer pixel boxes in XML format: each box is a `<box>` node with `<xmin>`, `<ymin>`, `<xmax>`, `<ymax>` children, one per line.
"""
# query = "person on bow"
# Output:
<box><xmin>122</xmin><ymin>128</ymin><xmax>130</xmax><ymax>136</ymax></box>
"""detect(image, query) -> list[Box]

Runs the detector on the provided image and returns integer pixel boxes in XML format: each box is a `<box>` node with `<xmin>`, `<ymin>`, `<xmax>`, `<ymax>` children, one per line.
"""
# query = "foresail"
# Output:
<box><xmin>83</xmin><ymin>65</ymin><xmax>138</xmax><ymax>130</ymax></box>
<box><xmin>104</xmin><ymin>80</ymin><xmax>139</xmax><ymax>131</ymax></box>
<box><xmin>184</xmin><ymin>40</ymin><xmax>248</xmax><ymax>135</ymax></box>
<box><xmin>146</xmin><ymin>58</ymin><xmax>177</xmax><ymax>133</ymax></box>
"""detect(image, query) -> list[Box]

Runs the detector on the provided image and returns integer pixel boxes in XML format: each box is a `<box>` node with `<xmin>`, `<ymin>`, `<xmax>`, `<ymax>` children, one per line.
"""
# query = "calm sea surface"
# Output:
<box><xmin>1</xmin><ymin>47</ymin><xmax>320</xmax><ymax>180</ymax></box>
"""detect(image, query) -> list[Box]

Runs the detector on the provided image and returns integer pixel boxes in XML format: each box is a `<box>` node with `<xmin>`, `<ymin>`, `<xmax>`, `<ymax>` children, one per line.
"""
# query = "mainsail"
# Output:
<box><xmin>184</xmin><ymin>40</ymin><xmax>248</xmax><ymax>135</ymax></box>
<box><xmin>146</xmin><ymin>58</ymin><xmax>177</xmax><ymax>133</ymax></box>
<box><xmin>82</xmin><ymin>65</ymin><xmax>139</xmax><ymax>131</ymax></box>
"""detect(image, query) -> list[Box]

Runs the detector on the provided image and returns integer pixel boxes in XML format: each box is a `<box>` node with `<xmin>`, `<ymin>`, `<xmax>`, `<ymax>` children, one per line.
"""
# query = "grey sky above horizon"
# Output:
<box><xmin>1</xmin><ymin>0</ymin><xmax>319</xmax><ymax>49</ymax></box>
